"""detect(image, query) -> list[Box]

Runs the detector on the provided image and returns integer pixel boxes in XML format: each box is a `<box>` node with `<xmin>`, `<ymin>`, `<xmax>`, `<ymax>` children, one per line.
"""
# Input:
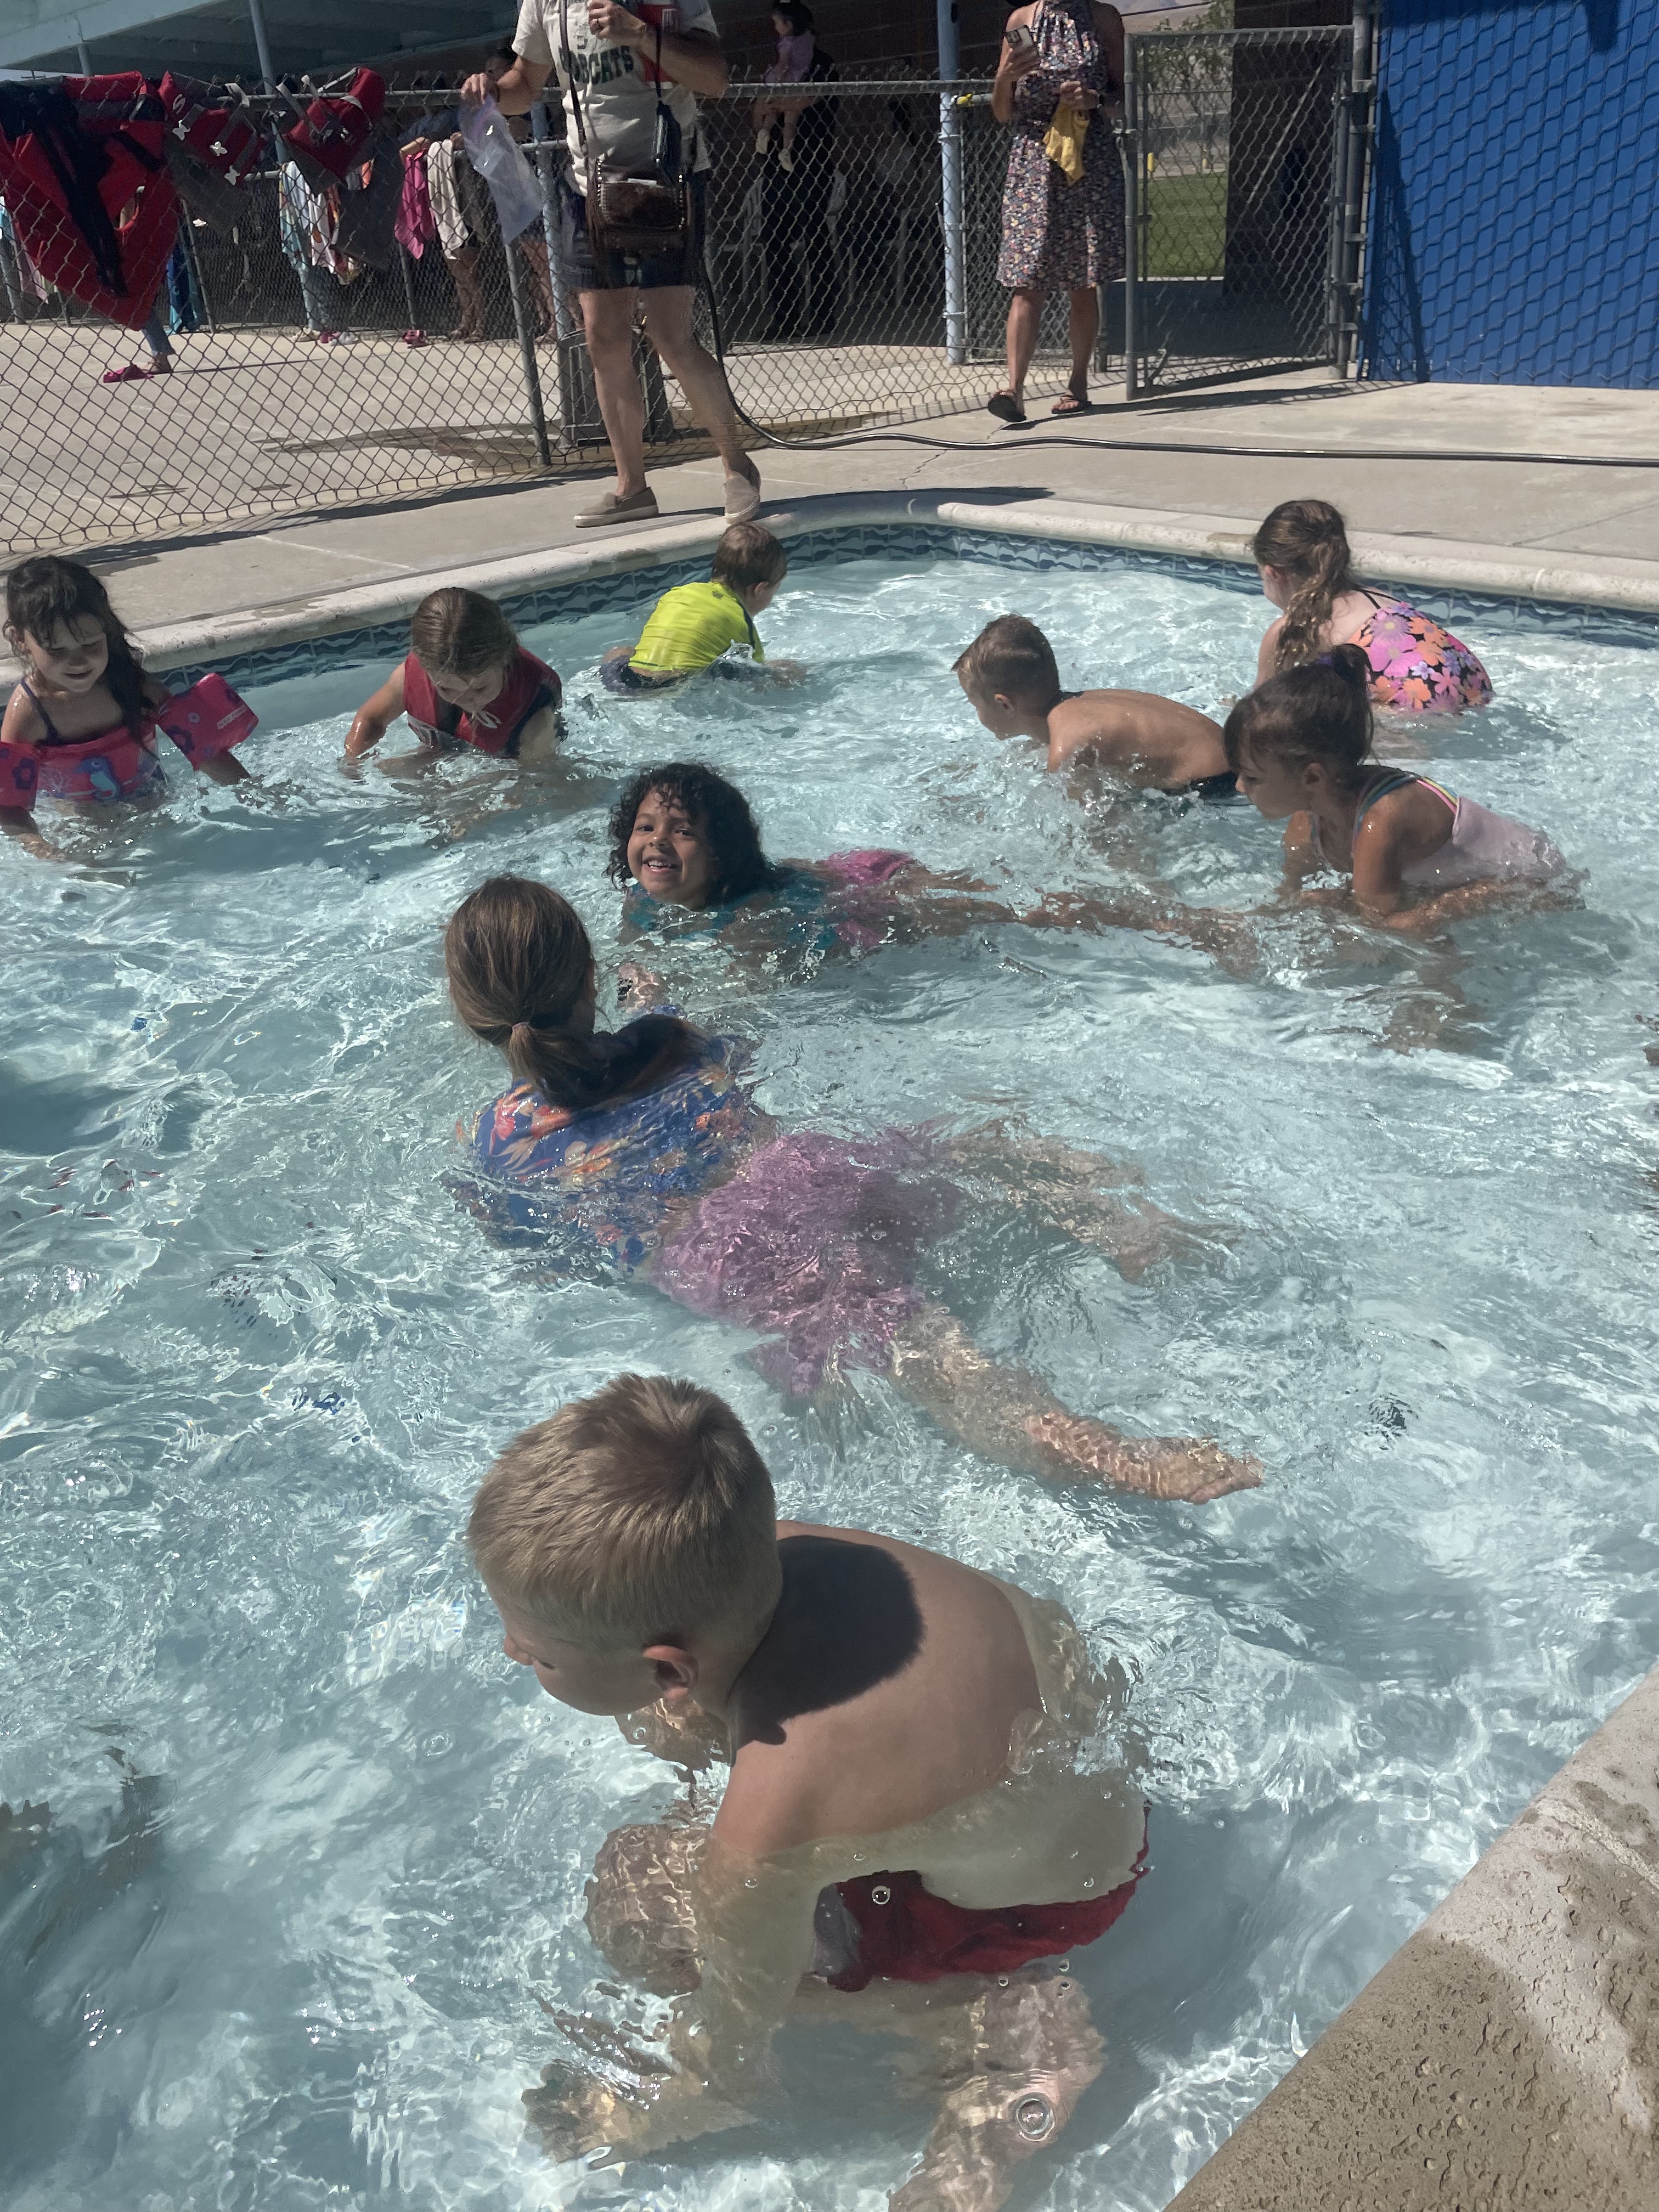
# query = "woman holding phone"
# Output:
<box><xmin>988</xmin><ymin>0</ymin><xmax>1125</xmax><ymax>424</ymax></box>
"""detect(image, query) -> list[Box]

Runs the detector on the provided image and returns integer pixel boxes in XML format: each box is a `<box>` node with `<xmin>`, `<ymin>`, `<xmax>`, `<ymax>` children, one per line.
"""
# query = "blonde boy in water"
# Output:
<box><xmin>472</xmin><ymin>1374</ymin><xmax>1149</xmax><ymax>2209</ymax></box>
<box><xmin>956</xmin><ymin>613</ymin><xmax>1234</xmax><ymax>797</ymax></box>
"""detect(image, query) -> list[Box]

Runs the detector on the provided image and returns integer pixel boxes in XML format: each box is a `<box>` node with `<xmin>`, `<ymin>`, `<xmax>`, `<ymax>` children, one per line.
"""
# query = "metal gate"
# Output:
<box><xmin>1119</xmin><ymin>16</ymin><xmax>1373</xmax><ymax>398</ymax></box>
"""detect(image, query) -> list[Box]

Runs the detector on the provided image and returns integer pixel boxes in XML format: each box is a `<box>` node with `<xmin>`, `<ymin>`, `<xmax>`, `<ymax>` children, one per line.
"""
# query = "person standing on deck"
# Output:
<box><xmin>987</xmin><ymin>0</ymin><xmax>1125</xmax><ymax>425</ymax></box>
<box><xmin>466</xmin><ymin>1</ymin><xmax>762</xmax><ymax>531</ymax></box>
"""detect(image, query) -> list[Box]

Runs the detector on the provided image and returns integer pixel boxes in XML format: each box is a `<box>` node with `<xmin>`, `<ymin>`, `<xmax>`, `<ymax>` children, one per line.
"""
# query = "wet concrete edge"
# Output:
<box><xmin>1165</xmin><ymin>1658</ymin><xmax>1659</xmax><ymax>2211</ymax></box>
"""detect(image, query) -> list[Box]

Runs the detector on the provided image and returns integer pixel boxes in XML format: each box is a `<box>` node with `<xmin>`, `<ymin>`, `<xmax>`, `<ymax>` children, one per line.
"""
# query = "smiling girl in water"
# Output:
<box><xmin>607</xmin><ymin>759</ymin><xmax>1255</xmax><ymax>974</ymax></box>
<box><xmin>1228</xmin><ymin>647</ymin><xmax>1566</xmax><ymax>931</ymax></box>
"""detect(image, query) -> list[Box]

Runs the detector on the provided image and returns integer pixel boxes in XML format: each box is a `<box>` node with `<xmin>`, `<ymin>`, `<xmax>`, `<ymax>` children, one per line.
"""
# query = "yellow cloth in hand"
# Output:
<box><xmin>1043</xmin><ymin>101</ymin><xmax>1089</xmax><ymax>184</ymax></box>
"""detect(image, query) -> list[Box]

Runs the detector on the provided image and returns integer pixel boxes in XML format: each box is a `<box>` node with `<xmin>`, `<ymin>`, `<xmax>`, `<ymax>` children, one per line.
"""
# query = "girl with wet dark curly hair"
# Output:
<box><xmin>606</xmin><ymin>758</ymin><xmax>1257</xmax><ymax>974</ymax></box>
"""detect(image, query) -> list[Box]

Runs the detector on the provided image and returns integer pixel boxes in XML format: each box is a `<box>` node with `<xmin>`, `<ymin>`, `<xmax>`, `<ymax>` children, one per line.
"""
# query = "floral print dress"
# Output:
<box><xmin>997</xmin><ymin>0</ymin><xmax>1124</xmax><ymax>291</ymax></box>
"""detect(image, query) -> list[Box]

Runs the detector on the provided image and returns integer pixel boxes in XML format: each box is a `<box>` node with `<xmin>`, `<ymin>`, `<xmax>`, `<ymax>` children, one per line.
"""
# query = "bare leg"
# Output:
<box><xmin>1065</xmin><ymin>284</ymin><xmax>1099</xmax><ymax>399</ymax></box>
<box><xmin>887</xmin><ymin>1304</ymin><xmax>1260</xmax><ymax>1502</ymax></box>
<box><xmin>1002</xmin><ymin>288</ymin><xmax>1044</xmax><ymax>404</ymax></box>
<box><xmin>580</xmin><ymin>286</ymin><xmax>649</xmax><ymax>496</ymax></box>
<box><xmin>445</xmin><ymin>245</ymin><xmax>484</xmax><ymax>338</ymax></box>
<box><xmin>943</xmin><ymin>1125</ymin><xmax>1226</xmax><ymax>1280</ymax></box>
<box><xmin>888</xmin><ymin>1974</ymin><xmax>1105</xmax><ymax>2212</ymax></box>
<box><xmin>637</xmin><ymin>285</ymin><xmax>755</xmax><ymax>482</ymax></box>
<box><xmin>518</xmin><ymin>236</ymin><xmax>557</xmax><ymax>335</ymax></box>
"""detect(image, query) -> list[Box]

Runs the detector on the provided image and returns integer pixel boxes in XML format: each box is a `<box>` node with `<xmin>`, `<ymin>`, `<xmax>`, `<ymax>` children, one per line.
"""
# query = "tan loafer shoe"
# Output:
<box><xmin>575</xmin><ymin>486</ymin><xmax>661</xmax><ymax>530</ymax></box>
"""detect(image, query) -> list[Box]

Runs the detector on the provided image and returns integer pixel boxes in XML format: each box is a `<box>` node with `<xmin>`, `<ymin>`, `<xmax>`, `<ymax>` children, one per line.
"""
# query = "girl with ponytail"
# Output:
<box><xmin>1251</xmin><ymin>499</ymin><xmax>1494</xmax><ymax>715</ymax></box>
<box><xmin>444</xmin><ymin>874</ymin><xmax>1259</xmax><ymax>1504</ymax></box>
<box><xmin>1226</xmin><ymin>646</ymin><xmax>1565</xmax><ymax>929</ymax></box>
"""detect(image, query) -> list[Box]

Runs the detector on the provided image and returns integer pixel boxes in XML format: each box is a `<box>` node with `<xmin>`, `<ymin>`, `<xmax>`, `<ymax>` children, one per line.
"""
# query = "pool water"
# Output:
<box><xmin>4</xmin><ymin>548</ymin><xmax>1658</xmax><ymax>2211</ymax></box>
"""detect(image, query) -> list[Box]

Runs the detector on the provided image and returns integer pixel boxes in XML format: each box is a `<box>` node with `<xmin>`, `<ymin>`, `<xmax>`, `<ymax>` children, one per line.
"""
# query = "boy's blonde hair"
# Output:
<box><xmin>467</xmin><ymin>1373</ymin><xmax>782</xmax><ymax>1652</ymax></box>
<box><xmin>710</xmin><ymin>522</ymin><xmax>788</xmax><ymax>593</ymax></box>
<box><xmin>952</xmin><ymin>614</ymin><xmax>1062</xmax><ymax>707</ymax></box>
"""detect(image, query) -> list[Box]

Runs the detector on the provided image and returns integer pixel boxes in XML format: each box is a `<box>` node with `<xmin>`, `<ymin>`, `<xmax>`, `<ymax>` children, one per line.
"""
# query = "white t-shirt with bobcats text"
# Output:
<box><xmin>514</xmin><ymin>0</ymin><xmax>718</xmax><ymax>175</ymax></box>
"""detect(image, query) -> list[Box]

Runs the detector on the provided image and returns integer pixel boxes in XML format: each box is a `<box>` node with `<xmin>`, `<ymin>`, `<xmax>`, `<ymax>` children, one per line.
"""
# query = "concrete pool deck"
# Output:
<box><xmin>5</xmin><ymin>373</ymin><xmax>1659</xmax><ymax>2205</ymax></box>
<box><xmin>8</xmin><ymin>367</ymin><xmax>1659</xmax><ymax>664</ymax></box>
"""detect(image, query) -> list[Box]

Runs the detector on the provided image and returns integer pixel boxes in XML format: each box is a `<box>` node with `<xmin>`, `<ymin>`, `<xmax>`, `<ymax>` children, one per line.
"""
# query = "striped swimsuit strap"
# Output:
<box><xmin>1352</xmin><ymin>766</ymin><xmax>1457</xmax><ymax>838</ymax></box>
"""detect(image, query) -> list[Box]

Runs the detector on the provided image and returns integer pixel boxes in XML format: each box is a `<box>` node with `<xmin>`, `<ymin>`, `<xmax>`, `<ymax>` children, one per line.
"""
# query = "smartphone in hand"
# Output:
<box><xmin>1005</xmin><ymin>22</ymin><xmax>1036</xmax><ymax>51</ymax></box>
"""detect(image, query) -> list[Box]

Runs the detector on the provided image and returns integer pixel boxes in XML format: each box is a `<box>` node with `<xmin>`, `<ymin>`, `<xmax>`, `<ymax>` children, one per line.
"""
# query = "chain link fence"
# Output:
<box><xmin>0</xmin><ymin>32</ymin><xmax>1368</xmax><ymax>558</ymax></box>
<box><xmin>1120</xmin><ymin>24</ymin><xmax>1358</xmax><ymax>397</ymax></box>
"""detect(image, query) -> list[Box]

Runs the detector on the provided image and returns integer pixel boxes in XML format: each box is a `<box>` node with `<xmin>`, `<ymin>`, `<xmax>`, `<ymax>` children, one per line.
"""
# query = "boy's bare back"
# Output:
<box><xmin>713</xmin><ymin>1521</ymin><xmax>1041</xmax><ymax>1857</ymax></box>
<box><xmin>1047</xmin><ymin>689</ymin><xmax>1229</xmax><ymax>790</ymax></box>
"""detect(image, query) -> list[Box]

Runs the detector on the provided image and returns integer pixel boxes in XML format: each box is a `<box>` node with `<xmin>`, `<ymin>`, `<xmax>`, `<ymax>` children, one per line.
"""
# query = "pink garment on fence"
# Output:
<box><xmin>652</xmin><ymin>1128</ymin><xmax>958</xmax><ymax>1397</ymax></box>
<box><xmin>396</xmin><ymin>150</ymin><xmax>436</xmax><ymax>258</ymax></box>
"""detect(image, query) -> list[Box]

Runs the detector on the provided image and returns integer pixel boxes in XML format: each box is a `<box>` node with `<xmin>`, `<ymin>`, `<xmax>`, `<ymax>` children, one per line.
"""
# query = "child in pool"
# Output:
<box><xmin>1253</xmin><ymin>498</ymin><xmax>1493</xmax><ymax>714</ymax></box>
<box><xmin>1</xmin><ymin>556</ymin><xmax>255</xmax><ymax>854</ymax></box>
<box><xmin>1228</xmin><ymin>645</ymin><xmax>1565</xmax><ymax>931</ymax></box>
<box><xmin>955</xmin><ymin>614</ymin><xmax>1233</xmax><ymax>795</ymax></box>
<box><xmin>601</xmin><ymin>523</ymin><xmax>803</xmax><ymax>694</ymax></box>
<box><xmin>474</xmin><ymin>1372</ymin><xmax>1148</xmax><ymax>2201</ymax></box>
<box><xmin>346</xmin><ymin>588</ymin><xmax>562</xmax><ymax>766</ymax></box>
<box><xmin>607</xmin><ymin>759</ymin><xmax>1251</xmax><ymax>975</ymax></box>
<box><xmin>446</xmin><ymin>872</ymin><xmax>1260</xmax><ymax>1496</ymax></box>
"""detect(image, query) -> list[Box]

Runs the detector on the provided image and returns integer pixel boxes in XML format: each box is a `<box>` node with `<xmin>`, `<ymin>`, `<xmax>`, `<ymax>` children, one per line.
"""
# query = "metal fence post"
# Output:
<box><xmin>938</xmin><ymin>0</ymin><xmax>967</xmax><ymax>365</ymax></box>
<box><xmin>1121</xmin><ymin>38</ymin><xmax>1139</xmax><ymax>400</ymax></box>
<box><xmin>503</xmin><ymin>223</ymin><xmax>553</xmax><ymax>467</ymax></box>
<box><xmin>1336</xmin><ymin>0</ymin><xmax>1375</xmax><ymax>378</ymax></box>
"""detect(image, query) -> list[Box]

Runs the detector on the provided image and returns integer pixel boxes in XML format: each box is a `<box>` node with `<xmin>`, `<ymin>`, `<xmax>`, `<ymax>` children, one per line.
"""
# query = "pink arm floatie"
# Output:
<box><xmin>154</xmin><ymin>674</ymin><xmax>258</xmax><ymax>763</ymax></box>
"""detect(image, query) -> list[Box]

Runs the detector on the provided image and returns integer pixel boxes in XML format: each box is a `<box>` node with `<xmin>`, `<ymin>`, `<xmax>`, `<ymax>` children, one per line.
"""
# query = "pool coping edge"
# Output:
<box><xmin>1165</xmin><ymin>1655</ymin><xmax>1659</xmax><ymax>2210</ymax></box>
<box><xmin>8</xmin><ymin>490</ymin><xmax>1658</xmax><ymax>683</ymax></box>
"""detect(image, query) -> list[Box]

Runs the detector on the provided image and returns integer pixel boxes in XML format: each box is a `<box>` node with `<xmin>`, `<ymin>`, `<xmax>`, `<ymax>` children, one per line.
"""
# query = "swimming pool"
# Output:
<box><xmin>3</xmin><ymin>537</ymin><xmax>1658</xmax><ymax>2210</ymax></box>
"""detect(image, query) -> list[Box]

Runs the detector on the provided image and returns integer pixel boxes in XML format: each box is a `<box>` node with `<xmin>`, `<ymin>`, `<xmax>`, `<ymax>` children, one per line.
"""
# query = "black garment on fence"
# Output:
<box><xmin>758</xmin><ymin>50</ymin><xmax>841</xmax><ymax>342</ymax></box>
<box><xmin>334</xmin><ymin>142</ymin><xmax>404</xmax><ymax>270</ymax></box>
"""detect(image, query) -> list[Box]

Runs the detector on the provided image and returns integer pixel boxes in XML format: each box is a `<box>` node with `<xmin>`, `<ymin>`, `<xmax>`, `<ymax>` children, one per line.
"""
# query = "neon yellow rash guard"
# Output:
<box><xmin>630</xmin><ymin>580</ymin><xmax>764</xmax><ymax>674</ymax></box>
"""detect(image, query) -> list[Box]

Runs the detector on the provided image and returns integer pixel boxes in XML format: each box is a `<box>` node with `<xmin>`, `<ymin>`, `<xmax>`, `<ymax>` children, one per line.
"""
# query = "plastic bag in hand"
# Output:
<box><xmin>461</xmin><ymin>98</ymin><xmax>543</xmax><ymax>242</ymax></box>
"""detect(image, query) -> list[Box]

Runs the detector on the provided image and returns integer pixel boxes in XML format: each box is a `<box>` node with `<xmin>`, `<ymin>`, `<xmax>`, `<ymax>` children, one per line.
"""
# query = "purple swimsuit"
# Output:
<box><xmin>456</xmin><ymin>1016</ymin><xmax>955</xmax><ymax>1396</ymax></box>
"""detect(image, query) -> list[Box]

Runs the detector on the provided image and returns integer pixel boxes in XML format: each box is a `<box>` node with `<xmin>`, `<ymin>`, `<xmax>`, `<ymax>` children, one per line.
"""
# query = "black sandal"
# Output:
<box><xmin>986</xmin><ymin>390</ymin><xmax>1028</xmax><ymax>424</ymax></box>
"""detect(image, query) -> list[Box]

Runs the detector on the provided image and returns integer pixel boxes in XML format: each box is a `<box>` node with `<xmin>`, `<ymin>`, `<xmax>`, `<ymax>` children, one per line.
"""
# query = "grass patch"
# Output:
<box><xmin>1144</xmin><ymin>170</ymin><xmax>1227</xmax><ymax>279</ymax></box>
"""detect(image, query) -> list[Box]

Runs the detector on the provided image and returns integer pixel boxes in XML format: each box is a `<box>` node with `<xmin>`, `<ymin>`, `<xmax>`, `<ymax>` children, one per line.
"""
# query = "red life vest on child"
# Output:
<box><xmin>0</xmin><ymin>673</ymin><xmax>257</xmax><ymax>806</ymax></box>
<box><xmin>0</xmin><ymin>75</ymin><xmax>179</xmax><ymax>330</ymax></box>
<box><xmin>401</xmin><ymin>649</ymin><xmax>561</xmax><ymax>757</ymax></box>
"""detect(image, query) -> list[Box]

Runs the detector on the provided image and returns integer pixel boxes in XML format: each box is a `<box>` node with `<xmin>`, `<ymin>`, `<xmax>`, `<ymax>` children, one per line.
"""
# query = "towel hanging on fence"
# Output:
<box><xmin>425</xmin><ymin>139</ymin><xmax>467</xmax><ymax>257</ymax></box>
<box><xmin>1043</xmin><ymin>102</ymin><xmax>1088</xmax><ymax>185</ymax></box>
<box><xmin>395</xmin><ymin>144</ymin><xmax>436</xmax><ymax>258</ymax></box>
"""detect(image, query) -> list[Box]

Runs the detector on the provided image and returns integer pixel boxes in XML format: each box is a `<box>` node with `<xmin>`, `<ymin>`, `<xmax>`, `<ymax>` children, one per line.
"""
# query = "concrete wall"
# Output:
<box><xmin>1168</xmin><ymin>1658</ymin><xmax>1659</xmax><ymax>2210</ymax></box>
<box><xmin>1364</xmin><ymin>0</ymin><xmax>1659</xmax><ymax>386</ymax></box>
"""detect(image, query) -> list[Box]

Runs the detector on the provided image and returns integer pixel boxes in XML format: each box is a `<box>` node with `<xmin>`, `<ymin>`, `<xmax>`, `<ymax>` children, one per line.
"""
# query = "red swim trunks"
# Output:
<box><xmin>825</xmin><ymin>1825</ymin><xmax>1148</xmax><ymax>1993</ymax></box>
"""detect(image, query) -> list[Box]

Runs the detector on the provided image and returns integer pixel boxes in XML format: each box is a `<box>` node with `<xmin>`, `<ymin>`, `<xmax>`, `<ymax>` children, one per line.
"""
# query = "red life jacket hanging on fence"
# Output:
<box><xmin>281</xmin><ymin>69</ymin><xmax>385</xmax><ymax>189</ymax></box>
<box><xmin>156</xmin><ymin>72</ymin><xmax>263</xmax><ymax>184</ymax></box>
<box><xmin>0</xmin><ymin>74</ymin><xmax>178</xmax><ymax>329</ymax></box>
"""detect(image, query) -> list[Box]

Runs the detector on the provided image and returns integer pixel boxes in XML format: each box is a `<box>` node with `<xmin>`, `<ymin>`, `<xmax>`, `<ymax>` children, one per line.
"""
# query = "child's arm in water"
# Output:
<box><xmin>345</xmin><ymin>665</ymin><xmax>407</xmax><ymax>758</ymax></box>
<box><xmin>0</xmin><ymin>805</ymin><xmax>54</xmax><ymax>859</ymax></box>
<box><xmin>1</xmin><ymin>689</ymin><xmax>57</xmax><ymax>857</ymax></box>
<box><xmin>512</xmin><ymin>703</ymin><xmax>562</xmax><ymax>766</ymax></box>
<box><xmin>1255</xmin><ymin>619</ymin><xmax>1284</xmax><ymax>687</ymax></box>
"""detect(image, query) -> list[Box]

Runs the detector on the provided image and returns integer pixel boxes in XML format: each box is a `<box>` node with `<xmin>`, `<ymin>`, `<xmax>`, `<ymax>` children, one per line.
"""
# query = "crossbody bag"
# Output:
<box><xmin>558</xmin><ymin>0</ymin><xmax>693</xmax><ymax>255</ymax></box>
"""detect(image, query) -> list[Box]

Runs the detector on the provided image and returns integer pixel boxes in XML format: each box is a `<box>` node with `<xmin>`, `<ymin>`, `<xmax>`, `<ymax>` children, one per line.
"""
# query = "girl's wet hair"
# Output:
<box><xmin>5</xmin><ymin>555</ymin><xmax>148</xmax><ymax>738</ymax></box>
<box><xmin>409</xmin><ymin>586</ymin><xmax>518</xmax><ymax>680</ymax></box>
<box><xmin>1252</xmin><ymin>498</ymin><xmax>1359</xmax><ymax>676</ymax></box>
<box><xmin>445</xmin><ymin>874</ymin><xmax>693</xmax><ymax>1111</ymax></box>
<box><xmin>605</xmin><ymin>762</ymin><xmax>786</xmax><ymax>906</ymax></box>
<box><xmin>1224</xmin><ymin>644</ymin><xmax>1374</xmax><ymax>791</ymax></box>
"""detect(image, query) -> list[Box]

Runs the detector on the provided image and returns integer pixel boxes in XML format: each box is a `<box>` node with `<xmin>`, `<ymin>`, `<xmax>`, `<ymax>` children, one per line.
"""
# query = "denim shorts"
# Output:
<box><xmin>555</xmin><ymin>166</ymin><xmax>707</xmax><ymax>293</ymax></box>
